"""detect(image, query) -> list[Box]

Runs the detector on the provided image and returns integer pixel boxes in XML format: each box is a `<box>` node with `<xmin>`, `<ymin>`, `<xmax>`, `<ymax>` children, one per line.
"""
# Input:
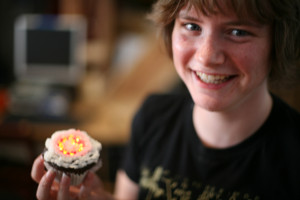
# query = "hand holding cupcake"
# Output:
<box><xmin>43</xmin><ymin>129</ymin><xmax>102</xmax><ymax>185</ymax></box>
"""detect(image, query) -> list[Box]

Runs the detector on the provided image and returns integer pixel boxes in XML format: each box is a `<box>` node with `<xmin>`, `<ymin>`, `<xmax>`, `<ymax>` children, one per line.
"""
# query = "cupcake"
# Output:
<box><xmin>43</xmin><ymin>129</ymin><xmax>102</xmax><ymax>185</ymax></box>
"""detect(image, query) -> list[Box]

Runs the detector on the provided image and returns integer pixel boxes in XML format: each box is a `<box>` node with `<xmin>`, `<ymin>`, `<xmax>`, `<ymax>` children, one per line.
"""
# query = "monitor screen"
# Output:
<box><xmin>26</xmin><ymin>29</ymin><xmax>71</xmax><ymax>65</ymax></box>
<box><xmin>14</xmin><ymin>14</ymin><xmax>86</xmax><ymax>86</ymax></box>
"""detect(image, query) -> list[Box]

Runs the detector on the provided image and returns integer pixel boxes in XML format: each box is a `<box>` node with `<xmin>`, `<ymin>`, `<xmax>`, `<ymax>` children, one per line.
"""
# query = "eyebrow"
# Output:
<box><xmin>178</xmin><ymin>12</ymin><xmax>201</xmax><ymax>22</ymax></box>
<box><xmin>224</xmin><ymin>21</ymin><xmax>264</xmax><ymax>28</ymax></box>
<box><xmin>178</xmin><ymin>12</ymin><xmax>264</xmax><ymax>28</ymax></box>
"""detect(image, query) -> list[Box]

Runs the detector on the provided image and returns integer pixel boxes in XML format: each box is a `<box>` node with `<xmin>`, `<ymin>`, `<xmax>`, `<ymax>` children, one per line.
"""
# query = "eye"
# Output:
<box><xmin>185</xmin><ymin>23</ymin><xmax>201</xmax><ymax>31</ymax></box>
<box><xmin>231</xmin><ymin>29</ymin><xmax>250</xmax><ymax>37</ymax></box>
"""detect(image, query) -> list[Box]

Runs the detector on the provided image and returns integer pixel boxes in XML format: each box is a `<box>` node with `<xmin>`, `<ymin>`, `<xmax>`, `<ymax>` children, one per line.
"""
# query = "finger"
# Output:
<box><xmin>31</xmin><ymin>155</ymin><xmax>46</xmax><ymax>183</ymax></box>
<box><xmin>84</xmin><ymin>171</ymin><xmax>103</xmax><ymax>189</ymax></box>
<box><xmin>36</xmin><ymin>169</ymin><xmax>56</xmax><ymax>200</ymax></box>
<box><xmin>57</xmin><ymin>173</ymin><xmax>71</xmax><ymax>200</ymax></box>
<box><xmin>79</xmin><ymin>172</ymin><xmax>95</xmax><ymax>199</ymax></box>
<box><xmin>80</xmin><ymin>172</ymin><xmax>112</xmax><ymax>200</ymax></box>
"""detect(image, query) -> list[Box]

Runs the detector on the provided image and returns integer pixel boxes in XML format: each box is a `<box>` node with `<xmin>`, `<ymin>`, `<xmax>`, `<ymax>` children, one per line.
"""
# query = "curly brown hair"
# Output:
<box><xmin>149</xmin><ymin>0</ymin><xmax>300</xmax><ymax>85</ymax></box>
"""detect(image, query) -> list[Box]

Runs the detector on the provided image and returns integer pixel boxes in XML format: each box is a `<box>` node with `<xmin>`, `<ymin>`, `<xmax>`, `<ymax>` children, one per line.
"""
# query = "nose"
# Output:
<box><xmin>196</xmin><ymin>33</ymin><xmax>226</xmax><ymax>66</ymax></box>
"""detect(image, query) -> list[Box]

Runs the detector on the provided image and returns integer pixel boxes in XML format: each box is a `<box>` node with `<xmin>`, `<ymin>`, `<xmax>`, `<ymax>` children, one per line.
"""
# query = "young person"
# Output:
<box><xmin>31</xmin><ymin>0</ymin><xmax>300</xmax><ymax>199</ymax></box>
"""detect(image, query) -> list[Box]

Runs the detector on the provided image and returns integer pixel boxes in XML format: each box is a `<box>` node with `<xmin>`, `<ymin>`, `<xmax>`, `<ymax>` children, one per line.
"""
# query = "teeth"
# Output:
<box><xmin>196</xmin><ymin>72</ymin><xmax>230</xmax><ymax>84</ymax></box>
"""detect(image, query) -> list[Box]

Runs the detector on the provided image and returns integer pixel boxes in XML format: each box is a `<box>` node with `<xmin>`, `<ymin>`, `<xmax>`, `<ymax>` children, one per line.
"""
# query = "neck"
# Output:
<box><xmin>193</xmin><ymin>90</ymin><xmax>273</xmax><ymax>149</ymax></box>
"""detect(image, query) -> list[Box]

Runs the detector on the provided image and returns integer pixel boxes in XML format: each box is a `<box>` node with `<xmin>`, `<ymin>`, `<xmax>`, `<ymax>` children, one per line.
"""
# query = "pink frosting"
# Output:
<box><xmin>52</xmin><ymin>129</ymin><xmax>92</xmax><ymax>157</ymax></box>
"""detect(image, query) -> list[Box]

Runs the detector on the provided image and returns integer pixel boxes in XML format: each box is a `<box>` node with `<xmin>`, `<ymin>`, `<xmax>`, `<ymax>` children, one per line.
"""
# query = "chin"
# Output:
<box><xmin>196</xmin><ymin>102</ymin><xmax>224</xmax><ymax>112</ymax></box>
<box><xmin>191</xmin><ymin>94</ymin><xmax>226</xmax><ymax>112</ymax></box>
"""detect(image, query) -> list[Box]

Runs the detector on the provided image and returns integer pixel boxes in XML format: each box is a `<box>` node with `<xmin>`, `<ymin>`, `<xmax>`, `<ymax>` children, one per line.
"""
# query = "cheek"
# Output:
<box><xmin>172</xmin><ymin>34</ymin><xmax>193</xmax><ymax>70</ymax></box>
<box><xmin>233</xmin><ymin>43</ymin><xmax>271</xmax><ymax>78</ymax></box>
<box><xmin>253</xmin><ymin>51</ymin><xmax>271</xmax><ymax>78</ymax></box>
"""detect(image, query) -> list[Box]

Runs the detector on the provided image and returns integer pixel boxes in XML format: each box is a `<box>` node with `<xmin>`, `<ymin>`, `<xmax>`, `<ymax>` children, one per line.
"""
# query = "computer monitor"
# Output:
<box><xmin>14</xmin><ymin>14</ymin><xmax>87</xmax><ymax>86</ymax></box>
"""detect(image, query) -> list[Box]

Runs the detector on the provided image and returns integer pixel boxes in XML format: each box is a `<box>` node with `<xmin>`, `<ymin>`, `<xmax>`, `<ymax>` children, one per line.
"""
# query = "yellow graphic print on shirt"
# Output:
<box><xmin>139</xmin><ymin>166</ymin><xmax>261</xmax><ymax>200</ymax></box>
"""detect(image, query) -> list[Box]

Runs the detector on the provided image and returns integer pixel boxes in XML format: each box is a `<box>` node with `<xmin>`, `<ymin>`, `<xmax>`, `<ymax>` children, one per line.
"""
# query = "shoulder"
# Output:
<box><xmin>130</xmin><ymin>93</ymin><xmax>192</xmax><ymax>146</ymax></box>
<box><xmin>133</xmin><ymin>93</ymin><xmax>192</xmax><ymax>127</ymax></box>
<box><xmin>123</xmin><ymin>93</ymin><xmax>193</xmax><ymax>182</ymax></box>
<box><xmin>272</xmin><ymin>95</ymin><xmax>300</xmax><ymax>127</ymax></box>
<box><xmin>269</xmin><ymin>95</ymin><xmax>300</xmax><ymax>153</ymax></box>
<box><xmin>268</xmin><ymin>95</ymin><xmax>300</xmax><ymax>185</ymax></box>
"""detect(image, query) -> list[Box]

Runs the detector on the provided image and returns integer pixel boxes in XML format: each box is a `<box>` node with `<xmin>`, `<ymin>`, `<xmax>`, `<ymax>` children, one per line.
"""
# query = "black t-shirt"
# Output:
<box><xmin>122</xmin><ymin>94</ymin><xmax>300</xmax><ymax>199</ymax></box>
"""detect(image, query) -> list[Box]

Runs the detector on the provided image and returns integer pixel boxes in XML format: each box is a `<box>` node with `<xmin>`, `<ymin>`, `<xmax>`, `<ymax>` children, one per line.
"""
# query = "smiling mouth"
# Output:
<box><xmin>195</xmin><ymin>71</ymin><xmax>234</xmax><ymax>84</ymax></box>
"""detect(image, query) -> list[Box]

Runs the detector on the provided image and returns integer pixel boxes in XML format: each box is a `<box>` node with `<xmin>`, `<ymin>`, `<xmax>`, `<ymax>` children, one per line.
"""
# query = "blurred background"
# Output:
<box><xmin>0</xmin><ymin>0</ymin><xmax>181</xmax><ymax>199</ymax></box>
<box><xmin>0</xmin><ymin>0</ymin><xmax>300</xmax><ymax>199</ymax></box>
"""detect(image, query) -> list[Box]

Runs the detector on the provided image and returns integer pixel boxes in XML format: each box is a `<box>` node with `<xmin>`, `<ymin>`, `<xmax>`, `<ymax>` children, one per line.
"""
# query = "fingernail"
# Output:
<box><xmin>62</xmin><ymin>173</ymin><xmax>71</xmax><ymax>184</ymax></box>
<box><xmin>62</xmin><ymin>173</ymin><xmax>70</xmax><ymax>178</ymax></box>
<box><xmin>46</xmin><ymin>169</ymin><xmax>54</xmax><ymax>177</ymax></box>
<box><xmin>45</xmin><ymin>169</ymin><xmax>56</xmax><ymax>181</ymax></box>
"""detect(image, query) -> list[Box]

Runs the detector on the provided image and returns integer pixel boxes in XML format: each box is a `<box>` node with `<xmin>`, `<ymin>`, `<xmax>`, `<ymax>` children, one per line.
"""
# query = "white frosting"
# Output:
<box><xmin>44</xmin><ymin>129</ymin><xmax>102</xmax><ymax>169</ymax></box>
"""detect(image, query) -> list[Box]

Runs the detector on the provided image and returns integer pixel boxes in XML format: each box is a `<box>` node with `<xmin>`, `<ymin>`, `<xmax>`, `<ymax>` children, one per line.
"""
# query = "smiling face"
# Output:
<box><xmin>172</xmin><ymin>5</ymin><xmax>272</xmax><ymax>112</ymax></box>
